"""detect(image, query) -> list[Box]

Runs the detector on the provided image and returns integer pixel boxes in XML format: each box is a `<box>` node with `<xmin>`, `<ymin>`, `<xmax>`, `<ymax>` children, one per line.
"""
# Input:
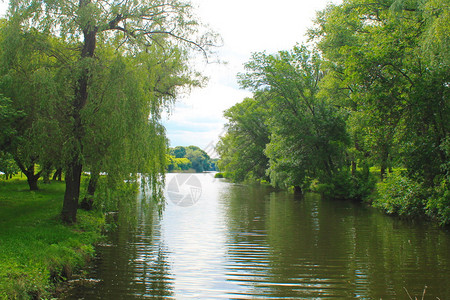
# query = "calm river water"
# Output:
<box><xmin>66</xmin><ymin>173</ymin><xmax>450</xmax><ymax>299</ymax></box>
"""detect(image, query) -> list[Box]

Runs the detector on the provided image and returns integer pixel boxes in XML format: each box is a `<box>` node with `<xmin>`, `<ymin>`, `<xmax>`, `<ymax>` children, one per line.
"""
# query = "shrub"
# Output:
<box><xmin>351</xmin><ymin>163</ymin><xmax>377</xmax><ymax>201</ymax></box>
<box><xmin>312</xmin><ymin>164</ymin><xmax>376</xmax><ymax>201</ymax></box>
<box><xmin>373</xmin><ymin>170</ymin><xmax>426</xmax><ymax>217</ymax></box>
<box><xmin>426</xmin><ymin>176</ymin><xmax>450</xmax><ymax>226</ymax></box>
<box><xmin>314</xmin><ymin>182</ymin><xmax>335</xmax><ymax>198</ymax></box>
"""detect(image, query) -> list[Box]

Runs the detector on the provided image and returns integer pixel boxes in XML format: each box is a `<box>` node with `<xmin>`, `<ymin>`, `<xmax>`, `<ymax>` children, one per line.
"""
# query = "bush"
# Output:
<box><xmin>373</xmin><ymin>170</ymin><xmax>426</xmax><ymax>217</ymax></box>
<box><xmin>314</xmin><ymin>182</ymin><xmax>335</xmax><ymax>198</ymax></box>
<box><xmin>351</xmin><ymin>163</ymin><xmax>377</xmax><ymax>201</ymax></box>
<box><xmin>312</xmin><ymin>164</ymin><xmax>376</xmax><ymax>201</ymax></box>
<box><xmin>214</xmin><ymin>172</ymin><xmax>224</xmax><ymax>178</ymax></box>
<box><xmin>426</xmin><ymin>176</ymin><xmax>450</xmax><ymax>226</ymax></box>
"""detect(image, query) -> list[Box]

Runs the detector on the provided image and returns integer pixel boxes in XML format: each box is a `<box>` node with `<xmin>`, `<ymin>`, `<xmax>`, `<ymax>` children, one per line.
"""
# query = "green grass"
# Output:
<box><xmin>0</xmin><ymin>178</ymin><xmax>104</xmax><ymax>299</ymax></box>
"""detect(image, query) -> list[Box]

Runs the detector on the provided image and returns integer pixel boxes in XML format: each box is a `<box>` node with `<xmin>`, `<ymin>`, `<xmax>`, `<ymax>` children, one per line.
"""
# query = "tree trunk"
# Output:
<box><xmin>380</xmin><ymin>146</ymin><xmax>389</xmax><ymax>180</ymax></box>
<box><xmin>294</xmin><ymin>185</ymin><xmax>303</xmax><ymax>196</ymax></box>
<box><xmin>53</xmin><ymin>168</ymin><xmax>62</xmax><ymax>181</ymax></box>
<box><xmin>13</xmin><ymin>157</ymin><xmax>42</xmax><ymax>190</ymax></box>
<box><xmin>80</xmin><ymin>171</ymin><xmax>99</xmax><ymax>211</ymax></box>
<box><xmin>60</xmin><ymin>14</ymin><xmax>97</xmax><ymax>223</ymax></box>
<box><xmin>27</xmin><ymin>174</ymin><xmax>39</xmax><ymax>191</ymax></box>
<box><xmin>61</xmin><ymin>162</ymin><xmax>82</xmax><ymax>223</ymax></box>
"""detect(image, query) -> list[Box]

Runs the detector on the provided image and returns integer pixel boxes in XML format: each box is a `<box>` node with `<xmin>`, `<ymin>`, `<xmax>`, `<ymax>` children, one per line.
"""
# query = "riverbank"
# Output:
<box><xmin>0</xmin><ymin>178</ymin><xmax>104</xmax><ymax>299</ymax></box>
<box><xmin>216</xmin><ymin>168</ymin><xmax>450</xmax><ymax>226</ymax></box>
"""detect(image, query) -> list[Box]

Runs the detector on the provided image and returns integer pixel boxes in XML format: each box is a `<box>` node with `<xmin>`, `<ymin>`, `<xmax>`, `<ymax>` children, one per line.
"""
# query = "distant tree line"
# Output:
<box><xmin>217</xmin><ymin>0</ymin><xmax>449</xmax><ymax>225</ymax></box>
<box><xmin>167</xmin><ymin>145</ymin><xmax>217</xmax><ymax>173</ymax></box>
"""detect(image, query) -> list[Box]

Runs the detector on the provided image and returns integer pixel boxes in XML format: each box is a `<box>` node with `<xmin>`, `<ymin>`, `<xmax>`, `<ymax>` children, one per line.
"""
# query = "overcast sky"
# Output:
<box><xmin>0</xmin><ymin>0</ymin><xmax>341</xmax><ymax>157</ymax></box>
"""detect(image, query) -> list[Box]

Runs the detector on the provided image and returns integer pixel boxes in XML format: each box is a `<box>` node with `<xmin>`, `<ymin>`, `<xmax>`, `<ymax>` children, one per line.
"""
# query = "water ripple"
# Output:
<box><xmin>64</xmin><ymin>174</ymin><xmax>450</xmax><ymax>299</ymax></box>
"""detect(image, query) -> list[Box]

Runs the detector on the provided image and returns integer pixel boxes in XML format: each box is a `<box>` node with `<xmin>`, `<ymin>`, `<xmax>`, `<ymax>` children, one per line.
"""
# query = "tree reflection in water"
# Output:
<box><xmin>66</xmin><ymin>174</ymin><xmax>450</xmax><ymax>299</ymax></box>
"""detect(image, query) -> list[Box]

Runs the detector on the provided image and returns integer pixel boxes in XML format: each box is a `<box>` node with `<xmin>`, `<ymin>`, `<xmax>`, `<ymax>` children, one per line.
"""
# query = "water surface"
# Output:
<box><xmin>66</xmin><ymin>173</ymin><xmax>450</xmax><ymax>299</ymax></box>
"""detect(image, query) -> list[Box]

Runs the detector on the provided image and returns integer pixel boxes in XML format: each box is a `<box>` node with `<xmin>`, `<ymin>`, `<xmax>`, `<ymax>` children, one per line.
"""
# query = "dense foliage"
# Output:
<box><xmin>216</xmin><ymin>97</ymin><xmax>270</xmax><ymax>182</ymax></box>
<box><xmin>0</xmin><ymin>0</ymin><xmax>217</xmax><ymax>222</ymax></box>
<box><xmin>217</xmin><ymin>0</ymin><xmax>449</xmax><ymax>224</ymax></box>
<box><xmin>167</xmin><ymin>145</ymin><xmax>213</xmax><ymax>173</ymax></box>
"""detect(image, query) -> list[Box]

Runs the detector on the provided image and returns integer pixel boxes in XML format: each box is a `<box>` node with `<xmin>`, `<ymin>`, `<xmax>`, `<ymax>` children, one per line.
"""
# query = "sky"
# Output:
<box><xmin>0</xmin><ymin>0</ymin><xmax>341</xmax><ymax>157</ymax></box>
<box><xmin>163</xmin><ymin>0</ymin><xmax>341</xmax><ymax>157</ymax></box>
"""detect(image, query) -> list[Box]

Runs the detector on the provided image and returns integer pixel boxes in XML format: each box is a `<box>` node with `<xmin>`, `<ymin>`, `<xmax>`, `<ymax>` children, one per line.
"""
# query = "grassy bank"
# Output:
<box><xmin>0</xmin><ymin>178</ymin><xmax>104</xmax><ymax>299</ymax></box>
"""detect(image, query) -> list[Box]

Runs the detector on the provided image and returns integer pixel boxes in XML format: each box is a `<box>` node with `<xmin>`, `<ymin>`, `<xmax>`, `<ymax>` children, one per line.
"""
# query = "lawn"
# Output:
<box><xmin>0</xmin><ymin>178</ymin><xmax>104</xmax><ymax>299</ymax></box>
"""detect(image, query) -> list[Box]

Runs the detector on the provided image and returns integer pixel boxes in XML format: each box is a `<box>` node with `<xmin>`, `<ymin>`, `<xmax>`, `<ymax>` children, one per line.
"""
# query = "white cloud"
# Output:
<box><xmin>0</xmin><ymin>2</ymin><xmax>7</xmax><ymax>17</ymax></box>
<box><xmin>163</xmin><ymin>70</ymin><xmax>251</xmax><ymax>152</ymax></box>
<box><xmin>165</xmin><ymin>0</ymin><xmax>342</xmax><ymax>150</ymax></box>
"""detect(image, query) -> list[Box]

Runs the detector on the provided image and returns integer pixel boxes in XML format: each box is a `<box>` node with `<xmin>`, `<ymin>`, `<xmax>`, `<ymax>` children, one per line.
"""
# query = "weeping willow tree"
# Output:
<box><xmin>5</xmin><ymin>0</ymin><xmax>218</xmax><ymax>223</ymax></box>
<box><xmin>0</xmin><ymin>20</ymin><xmax>70</xmax><ymax>191</ymax></box>
<box><xmin>79</xmin><ymin>46</ymin><xmax>196</xmax><ymax>211</ymax></box>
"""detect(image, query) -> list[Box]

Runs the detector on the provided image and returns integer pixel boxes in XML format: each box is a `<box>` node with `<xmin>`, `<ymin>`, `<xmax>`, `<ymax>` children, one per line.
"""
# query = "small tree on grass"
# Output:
<box><xmin>0</xmin><ymin>23</ymin><xmax>67</xmax><ymax>190</ymax></box>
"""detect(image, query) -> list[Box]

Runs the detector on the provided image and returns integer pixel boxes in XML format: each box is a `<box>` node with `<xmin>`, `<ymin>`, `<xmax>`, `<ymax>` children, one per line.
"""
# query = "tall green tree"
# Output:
<box><xmin>6</xmin><ymin>0</ymin><xmax>217</xmax><ymax>223</ymax></box>
<box><xmin>310</xmin><ymin>0</ymin><xmax>449</xmax><ymax>182</ymax></box>
<box><xmin>216</xmin><ymin>97</ymin><xmax>270</xmax><ymax>182</ymax></box>
<box><xmin>239</xmin><ymin>45</ymin><xmax>348</xmax><ymax>193</ymax></box>
<box><xmin>307</xmin><ymin>0</ymin><xmax>449</xmax><ymax>221</ymax></box>
<box><xmin>417</xmin><ymin>0</ymin><xmax>450</xmax><ymax>67</ymax></box>
<box><xmin>0</xmin><ymin>21</ymin><xmax>68</xmax><ymax>190</ymax></box>
<box><xmin>79</xmin><ymin>46</ymin><xmax>196</xmax><ymax>210</ymax></box>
